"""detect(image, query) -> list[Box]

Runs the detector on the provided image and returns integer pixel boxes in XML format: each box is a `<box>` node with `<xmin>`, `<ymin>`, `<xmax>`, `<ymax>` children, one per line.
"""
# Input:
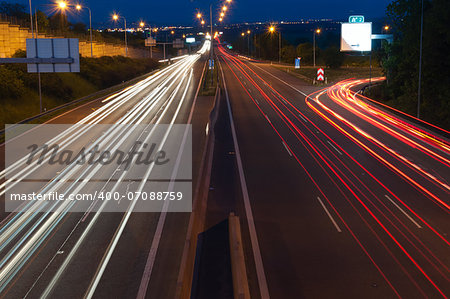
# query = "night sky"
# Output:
<box><xmin>17</xmin><ymin>0</ymin><xmax>393</xmax><ymax>27</ymax></box>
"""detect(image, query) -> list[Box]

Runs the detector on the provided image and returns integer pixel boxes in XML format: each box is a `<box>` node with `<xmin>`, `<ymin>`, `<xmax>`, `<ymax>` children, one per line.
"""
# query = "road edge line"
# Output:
<box><xmin>218</xmin><ymin>58</ymin><xmax>270</xmax><ymax>299</ymax></box>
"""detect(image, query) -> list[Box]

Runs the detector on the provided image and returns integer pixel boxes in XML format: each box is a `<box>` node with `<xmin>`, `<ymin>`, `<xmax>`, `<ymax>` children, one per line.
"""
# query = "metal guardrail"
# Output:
<box><xmin>0</xmin><ymin>69</ymin><xmax>159</xmax><ymax>137</ymax></box>
<box><xmin>0</xmin><ymin>58</ymin><xmax>74</xmax><ymax>63</ymax></box>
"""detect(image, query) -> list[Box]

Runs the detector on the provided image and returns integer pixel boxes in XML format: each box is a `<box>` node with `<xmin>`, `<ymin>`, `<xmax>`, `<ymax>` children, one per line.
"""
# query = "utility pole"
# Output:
<box><xmin>124</xmin><ymin>18</ymin><xmax>128</xmax><ymax>57</ymax></box>
<box><xmin>313</xmin><ymin>31</ymin><xmax>316</xmax><ymax>67</ymax></box>
<box><xmin>28</xmin><ymin>0</ymin><xmax>34</xmax><ymax>38</ymax></box>
<box><xmin>88</xmin><ymin>7</ymin><xmax>93</xmax><ymax>57</ymax></box>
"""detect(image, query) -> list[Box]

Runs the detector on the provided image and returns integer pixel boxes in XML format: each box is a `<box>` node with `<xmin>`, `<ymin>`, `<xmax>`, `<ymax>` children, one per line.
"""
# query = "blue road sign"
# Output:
<box><xmin>295</xmin><ymin>58</ymin><xmax>301</xmax><ymax>69</ymax></box>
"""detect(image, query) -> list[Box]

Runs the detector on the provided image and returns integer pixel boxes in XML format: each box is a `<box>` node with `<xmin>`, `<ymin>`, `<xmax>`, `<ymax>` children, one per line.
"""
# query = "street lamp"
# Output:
<box><xmin>384</xmin><ymin>25</ymin><xmax>390</xmax><ymax>31</ymax></box>
<box><xmin>313</xmin><ymin>28</ymin><xmax>321</xmax><ymax>67</ymax></box>
<box><xmin>140</xmin><ymin>21</ymin><xmax>145</xmax><ymax>28</ymax></box>
<box><xmin>197</xmin><ymin>12</ymin><xmax>202</xmax><ymax>19</ymax></box>
<box><xmin>75</xmin><ymin>4</ymin><xmax>93</xmax><ymax>58</ymax></box>
<box><xmin>58</xmin><ymin>1</ymin><xmax>67</xmax><ymax>9</ymax></box>
<box><xmin>113</xmin><ymin>13</ymin><xmax>128</xmax><ymax>57</ymax></box>
<box><xmin>222</xmin><ymin>6</ymin><xmax>227</xmax><ymax>11</ymax></box>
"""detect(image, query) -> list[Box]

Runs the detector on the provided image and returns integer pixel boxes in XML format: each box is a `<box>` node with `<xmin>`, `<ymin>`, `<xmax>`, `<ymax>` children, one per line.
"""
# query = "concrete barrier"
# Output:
<box><xmin>0</xmin><ymin>21</ymin><xmax>146</xmax><ymax>58</ymax></box>
<box><xmin>176</xmin><ymin>64</ymin><xmax>220</xmax><ymax>298</ymax></box>
<box><xmin>229</xmin><ymin>213</ymin><xmax>251</xmax><ymax>299</ymax></box>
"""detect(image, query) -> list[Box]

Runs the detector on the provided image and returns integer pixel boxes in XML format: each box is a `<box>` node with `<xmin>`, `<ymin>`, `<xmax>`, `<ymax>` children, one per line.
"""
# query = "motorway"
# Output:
<box><xmin>0</xmin><ymin>41</ymin><xmax>211</xmax><ymax>298</ymax></box>
<box><xmin>215</xmin><ymin>45</ymin><xmax>449</xmax><ymax>298</ymax></box>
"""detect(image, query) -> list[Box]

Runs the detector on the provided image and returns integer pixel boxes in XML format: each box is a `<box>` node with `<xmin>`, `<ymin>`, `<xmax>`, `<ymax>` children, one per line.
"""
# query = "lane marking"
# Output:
<box><xmin>327</xmin><ymin>140</ymin><xmax>343</xmax><ymax>155</ymax></box>
<box><xmin>282</xmin><ymin>142</ymin><xmax>292</xmax><ymax>157</ymax></box>
<box><xmin>384</xmin><ymin>195</ymin><xmax>422</xmax><ymax>229</ymax></box>
<box><xmin>219</xmin><ymin>59</ymin><xmax>270</xmax><ymax>299</ymax></box>
<box><xmin>298</xmin><ymin>114</ymin><xmax>308</xmax><ymax>123</ymax></box>
<box><xmin>136</xmin><ymin>63</ymin><xmax>206</xmax><ymax>299</ymax></box>
<box><xmin>316</xmin><ymin>197</ymin><xmax>342</xmax><ymax>233</ymax></box>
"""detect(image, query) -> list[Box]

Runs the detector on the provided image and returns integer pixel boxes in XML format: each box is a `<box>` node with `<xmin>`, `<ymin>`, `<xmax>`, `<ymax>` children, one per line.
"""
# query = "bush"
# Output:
<box><xmin>0</xmin><ymin>66</ymin><xmax>26</xmax><ymax>99</ymax></box>
<box><xmin>323</xmin><ymin>46</ymin><xmax>345</xmax><ymax>69</ymax></box>
<box><xmin>296</xmin><ymin>43</ymin><xmax>313</xmax><ymax>65</ymax></box>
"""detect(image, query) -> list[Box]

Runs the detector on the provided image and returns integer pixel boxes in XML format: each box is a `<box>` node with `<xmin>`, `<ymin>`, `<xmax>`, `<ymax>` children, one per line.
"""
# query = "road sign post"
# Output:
<box><xmin>317</xmin><ymin>68</ymin><xmax>325</xmax><ymax>82</ymax></box>
<box><xmin>173</xmin><ymin>39</ymin><xmax>184</xmax><ymax>49</ymax></box>
<box><xmin>145</xmin><ymin>37</ymin><xmax>156</xmax><ymax>58</ymax></box>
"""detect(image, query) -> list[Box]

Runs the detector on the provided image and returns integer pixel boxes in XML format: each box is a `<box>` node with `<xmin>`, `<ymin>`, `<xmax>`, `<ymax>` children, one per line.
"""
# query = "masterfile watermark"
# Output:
<box><xmin>25</xmin><ymin>141</ymin><xmax>170</xmax><ymax>170</ymax></box>
<box><xmin>5</xmin><ymin>124</ymin><xmax>192</xmax><ymax>212</ymax></box>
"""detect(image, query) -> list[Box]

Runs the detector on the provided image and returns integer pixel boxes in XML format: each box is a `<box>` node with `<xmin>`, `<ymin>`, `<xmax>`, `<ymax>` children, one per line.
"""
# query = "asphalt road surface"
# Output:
<box><xmin>215</xmin><ymin>45</ymin><xmax>449</xmax><ymax>299</ymax></box>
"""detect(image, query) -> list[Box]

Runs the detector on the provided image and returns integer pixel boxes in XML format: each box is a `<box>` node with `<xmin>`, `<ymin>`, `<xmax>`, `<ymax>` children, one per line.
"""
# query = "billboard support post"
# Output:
<box><xmin>0</xmin><ymin>38</ymin><xmax>80</xmax><ymax>113</ymax></box>
<box><xmin>369</xmin><ymin>51</ymin><xmax>372</xmax><ymax>87</ymax></box>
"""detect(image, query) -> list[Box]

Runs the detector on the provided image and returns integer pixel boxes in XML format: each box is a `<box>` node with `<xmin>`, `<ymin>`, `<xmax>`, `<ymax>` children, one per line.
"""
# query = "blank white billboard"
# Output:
<box><xmin>340</xmin><ymin>22</ymin><xmax>372</xmax><ymax>52</ymax></box>
<box><xmin>27</xmin><ymin>38</ymin><xmax>80</xmax><ymax>73</ymax></box>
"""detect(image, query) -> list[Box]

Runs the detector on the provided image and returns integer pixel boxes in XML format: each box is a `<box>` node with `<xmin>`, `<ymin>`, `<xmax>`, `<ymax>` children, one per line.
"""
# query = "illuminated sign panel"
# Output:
<box><xmin>340</xmin><ymin>22</ymin><xmax>372</xmax><ymax>52</ymax></box>
<box><xmin>186</xmin><ymin>37</ymin><xmax>196</xmax><ymax>43</ymax></box>
<box><xmin>349</xmin><ymin>15</ymin><xmax>364</xmax><ymax>23</ymax></box>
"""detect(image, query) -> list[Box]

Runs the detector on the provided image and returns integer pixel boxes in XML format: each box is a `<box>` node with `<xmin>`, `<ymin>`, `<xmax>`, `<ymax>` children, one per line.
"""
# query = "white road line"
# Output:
<box><xmin>384</xmin><ymin>195</ymin><xmax>422</xmax><ymax>228</ymax></box>
<box><xmin>327</xmin><ymin>140</ymin><xmax>343</xmax><ymax>155</ymax></box>
<box><xmin>298</xmin><ymin>114</ymin><xmax>308</xmax><ymax>123</ymax></box>
<box><xmin>136</xmin><ymin>62</ymin><xmax>206</xmax><ymax>299</ymax></box>
<box><xmin>282</xmin><ymin>142</ymin><xmax>292</xmax><ymax>157</ymax></box>
<box><xmin>316</xmin><ymin>197</ymin><xmax>342</xmax><ymax>233</ymax></box>
<box><xmin>219</xmin><ymin>60</ymin><xmax>270</xmax><ymax>299</ymax></box>
<box><xmin>264</xmin><ymin>114</ymin><xmax>271</xmax><ymax>124</ymax></box>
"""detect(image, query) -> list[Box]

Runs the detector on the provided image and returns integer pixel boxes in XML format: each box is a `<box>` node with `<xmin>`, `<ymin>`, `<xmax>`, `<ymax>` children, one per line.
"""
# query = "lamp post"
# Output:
<box><xmin>313</xmin><ymin>28</ymin><xmax>321</xmax><ymax>67</ymax></box>
<box><xmin>76</xmin><ymin>4</ymin><xmax>93</xmax><ymax>58</ymax></box>
<box><xmin>417</xmin><ymin>0</ymin><xmax>424</xmax><ymax>119</ymax></box>
<box><xmin>28</xmin><ymin>0</ymin><xmax>34</xmax><ymax>38</ymax></box>
<box><xmin>247</xmin><ymin>30</ymin><xmax>251</xmax><ymax>56</ymax></box>
<box><xmin>57</xmin><ymin>1</ymin><xmax>68</xmax><ymax>33</ymax></box>
<box><xmin>269</xmin><ymin>26</ymin><xmax>280</xmax><ymax>63</ymax></box>
<box><xmin>210</xmin><ymin>4</ymin><xmax>213</xmax><ymax>86</ymax></box>
<box><xmin>113</xmin><ymin>14</ymin><xmax>127</xmax><ymax>57</ymax></box>
<box><xmin>278</xmin><ymin>30</ymin><xmax>281</xmax><ymax>63</ymax></box>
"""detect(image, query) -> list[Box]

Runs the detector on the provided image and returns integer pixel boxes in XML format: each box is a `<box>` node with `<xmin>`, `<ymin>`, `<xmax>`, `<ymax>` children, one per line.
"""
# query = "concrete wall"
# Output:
<box><xmin>0</xmin><ymin>21</ymin><xmax>146</xmax><ymax>59</ymax></box>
